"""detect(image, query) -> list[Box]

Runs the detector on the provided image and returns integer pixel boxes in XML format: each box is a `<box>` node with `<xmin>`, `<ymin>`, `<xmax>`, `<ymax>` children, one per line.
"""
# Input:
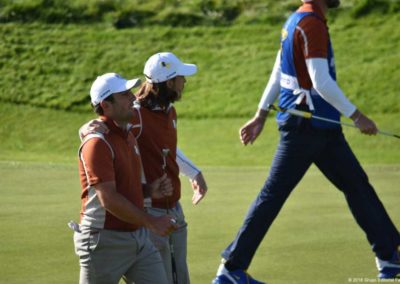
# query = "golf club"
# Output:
<box><xmin>268</xmin><ymin>105</ymin><xmax>400</xmax><ymax>139</ymax></box>
<box><xmin>162</xmin><ymin>148</ymin><xmax>169</xmax><ymax>172</ymax></box>
<box><xmin>161</xmin><ymin>148</ymin><xmax>178</xmax><ymax>284</ymax></box>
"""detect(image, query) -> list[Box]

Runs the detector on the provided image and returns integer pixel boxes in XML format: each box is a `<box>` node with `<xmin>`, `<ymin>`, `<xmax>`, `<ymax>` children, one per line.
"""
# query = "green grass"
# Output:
<box><xmin>1</xmin><ymin>6</ymin><xmax>399</xmax><ymax>284</ymax></box>
<box><xmin>185</xmin><ymin>165</ymin><xmax>400</xmax><ymax>283</ymax></box>
<box><xmin>1</xmin><ymin>102</ymin><xmax>399</xmax><ymax>166</ymax></box>
<box><xmin>0</xmin><ymin>161</ymin><xmax>399</xmax><ymax>283</ymax></box>
<box><xmin>0</xmin><ymin>162</ymin><xmax>80</xmax><ymax>283</ymax></box>
<box><xmin>1</xmin><ymin>13</ymin><xmax>400</xmax><ymax>118</ymax></box>
<box><xmin>0</xmin><ymin>0</ymin><xmax>384</xmax><ymax>27</ymax></box>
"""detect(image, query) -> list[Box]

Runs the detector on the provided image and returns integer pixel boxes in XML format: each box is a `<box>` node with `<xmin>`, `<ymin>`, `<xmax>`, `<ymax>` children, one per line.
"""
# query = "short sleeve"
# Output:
<box><xmin>296</xmin><ymin>16</ymin><xmax>328</xmax><ymax>59</ymax></box>
<box><xmin>80</xmin><ymin>138</ymin><xmax>115</xmax><ymax>185</ymax></box>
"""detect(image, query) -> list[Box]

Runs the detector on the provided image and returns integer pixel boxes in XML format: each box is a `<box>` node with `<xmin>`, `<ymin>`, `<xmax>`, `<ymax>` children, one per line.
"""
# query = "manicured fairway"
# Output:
<box><xmin>0</xmin><ymin>161</ymin><xmax>398</xmax><ymax>284</ymax></box>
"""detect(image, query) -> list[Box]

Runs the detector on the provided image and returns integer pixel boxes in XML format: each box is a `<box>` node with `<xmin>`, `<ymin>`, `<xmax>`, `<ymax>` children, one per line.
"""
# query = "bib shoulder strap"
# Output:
<box><xmin>78</xmin><ymin>133</ymin><xmax>115</xmax><ymax>161</ymax></box>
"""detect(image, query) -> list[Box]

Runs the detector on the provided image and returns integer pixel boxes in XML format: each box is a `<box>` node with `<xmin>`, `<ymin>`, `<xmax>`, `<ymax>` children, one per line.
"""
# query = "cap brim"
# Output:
<box><xmin>125</xmin><ymin>78</ymin><xmax>141</xmax><ymax>90</ymax></box>
<box><xmin>177</xmin><ymin>63</ymin><xmax>197</xmax><ymax>77</ymax></box>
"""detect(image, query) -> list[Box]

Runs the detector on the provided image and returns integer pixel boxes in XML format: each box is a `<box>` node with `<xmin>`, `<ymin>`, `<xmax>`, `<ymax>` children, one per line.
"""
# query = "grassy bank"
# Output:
<box><xmin>1</xmin><ymin>13</ymin><xmax>400</xmax><ymax>118</ymax></box>
<box><xmin>2</xmin><ymin>0</ymin><xmax>398</xmax><ymax>27</ymax></box>
<box><xmin>1</xmin><ymin>16</ymin><xmax>400</xmax><ymax>166</ymax></box>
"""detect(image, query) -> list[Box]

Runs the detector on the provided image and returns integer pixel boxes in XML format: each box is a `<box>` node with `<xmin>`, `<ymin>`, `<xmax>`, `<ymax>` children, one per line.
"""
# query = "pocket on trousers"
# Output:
<box><xmin>74</xmin><ymin>230</ymin><xmax>101</xmax><ymax>256</ymax></box>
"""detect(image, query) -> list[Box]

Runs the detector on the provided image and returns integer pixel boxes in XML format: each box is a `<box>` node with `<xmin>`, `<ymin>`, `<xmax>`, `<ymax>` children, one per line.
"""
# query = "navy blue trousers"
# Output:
<box><xmin>222</xmin><ymin>119</ymin><xmax>400</xmax><ymax>270</ymax></box>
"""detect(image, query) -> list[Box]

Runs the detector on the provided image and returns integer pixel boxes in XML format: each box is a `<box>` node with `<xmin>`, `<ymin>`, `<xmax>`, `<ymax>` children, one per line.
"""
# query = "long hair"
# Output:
<box><xmin>135</xmin><ymin>80</ymin><xmax>179</xmax><ymax>110</ymax></box>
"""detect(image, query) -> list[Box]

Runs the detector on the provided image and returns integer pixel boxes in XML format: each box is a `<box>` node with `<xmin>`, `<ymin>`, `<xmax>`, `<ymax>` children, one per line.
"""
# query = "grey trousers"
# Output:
<box><xmin>73</xmin><ymin>227</ymin><xmax>168</xmax><ymax>284</ymax></box>
<box><xmin>147</xmin><ymin>202</ymin><xmax>190</xmax><ymax>284</ymax></box>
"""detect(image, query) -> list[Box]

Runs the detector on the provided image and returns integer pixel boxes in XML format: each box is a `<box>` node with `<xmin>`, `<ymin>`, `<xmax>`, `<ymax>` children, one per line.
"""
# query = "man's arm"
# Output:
<box><xmin>239</xmin><ymin>50</ymin><xmax>281</xmax><ymax>145</ymax></box>
<box><xmin>306</xmin><ymin>58</ymin><xmax>356</xmax><ymax>117</ymax></box>
<box><xmin>80</xmin><ymin>139</ymin><xmax>176</xmax><ymax>236</ymax></box>
<box><xmin>258</xmin><ymin>50</ymin><xmax>282</xmax><ymax>111</ymax></box>
<box><xmin>176</xmin><ymin>148</ymin><xmax>201</xmax><ymax>179</ymax></box>
<box><xmin>305</xmin><ymin>58</ymin><xmax>378</xmax><ymax>135</ymax></box>
<box><xmin>94</xmin><ymin>181</ymin><xmax>175</xmax><ymax>236</ymax></box>
<box><xmin>176</xmin><ymin>148</ymin><xmax>208</xmax><ymax>205</ymax></box>
<box><xmin>297</xmin><ymin>16</ymin><xmax>377</xmax><ymax>135</ymax></box>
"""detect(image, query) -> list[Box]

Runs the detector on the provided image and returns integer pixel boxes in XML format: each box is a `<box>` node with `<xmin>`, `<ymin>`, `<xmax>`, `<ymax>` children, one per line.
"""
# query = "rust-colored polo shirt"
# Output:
<box><xmin>131</xmin><ymin>106</ymin><xmax>181</xmax><ymax>209</ymax></box>
<box><xmin>294</xmin><ymin>2</ymin><xmax>329</xmax><ymax>89</ymax></box>
<box><xmin>78</xmin><ymin>116</ymin><xmax>144</xmax><ymax>231</ymax></box>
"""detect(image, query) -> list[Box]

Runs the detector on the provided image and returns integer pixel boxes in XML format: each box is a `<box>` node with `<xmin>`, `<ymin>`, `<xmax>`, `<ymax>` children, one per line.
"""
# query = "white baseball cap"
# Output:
<box><xmin>90</xmin><ymin>73</ymin><xmax>141</xmax><ymax>105</ymax></box>
<box><xmin>143</xmin><ymin>52</ymin><xmax>197</xmax><ymax>83</ymax></box>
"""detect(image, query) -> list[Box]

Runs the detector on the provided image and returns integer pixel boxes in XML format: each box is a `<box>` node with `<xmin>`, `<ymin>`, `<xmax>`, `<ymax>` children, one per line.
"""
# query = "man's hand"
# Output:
<box><xmin>146</xmin><ymin>215</ymin><xmax>178</xmax><ymax>236</ymax></box>
<box><xmin>79</xmin><ymin>119</ymin><xmax>108</xmax><ymax>140</ymax></box>
<box><xmin>191</xmin><ymin>172</ymin><xmax>208</xmax><ymax>205</ymax></box>
<box><xmin>351</xmin><ymin>110</ymin><xmax>378</xmax><ymax>135</ymax></box>
<box><xmin>239</xmin><ymin>109</ymin><xmax>268</xmax><ymax>145</ymax></box>
<box><xmin>147</xmin><ymin>173</ymin><xmax>174</xmax><ymax>199</ymax></box>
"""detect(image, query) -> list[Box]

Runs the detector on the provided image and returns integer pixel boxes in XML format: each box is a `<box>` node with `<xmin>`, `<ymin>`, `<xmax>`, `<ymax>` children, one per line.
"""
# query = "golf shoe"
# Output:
<box><xmin>376</xmin><ymin>248</ymin><xmax>400</xmax><ymax>279</ymax></box>
<box><xmin>212</xmin><ymin>264</ymin><xmax>266</xmax><ymax>284</ymax></box>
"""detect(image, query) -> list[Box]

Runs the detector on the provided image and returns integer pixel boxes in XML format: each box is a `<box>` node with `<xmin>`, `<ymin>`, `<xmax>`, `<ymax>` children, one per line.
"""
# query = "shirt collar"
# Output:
<box><xmin>298</xmin><ymin>2</ymin><xmax>326</xmax><ymax>22</ymax></box>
